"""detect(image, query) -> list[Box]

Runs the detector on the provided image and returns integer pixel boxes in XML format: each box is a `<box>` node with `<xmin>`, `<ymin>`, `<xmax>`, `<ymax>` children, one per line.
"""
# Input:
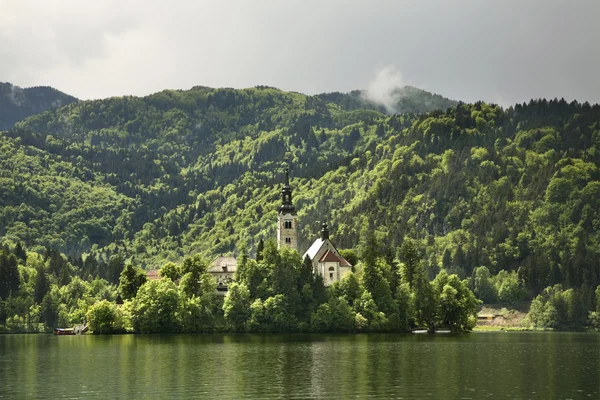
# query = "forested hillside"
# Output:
<box><xmin>0</xmin><ymin>82</ymin><xmax>77</xmax><ymax>130</ymax></box>
<box><xmin>1</xmin><ymin>86</ymin><xmax>599</xmax><ymax>307</ymax></box>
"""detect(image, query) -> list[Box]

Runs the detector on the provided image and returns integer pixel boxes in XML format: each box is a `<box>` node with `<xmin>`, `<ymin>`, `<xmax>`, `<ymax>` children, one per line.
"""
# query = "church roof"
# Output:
<box><xmin>303</xmin><ymin>238</ymin><xmax>325</xmax><ymax>260</ymax></box>
<box><xmin>209</xmin><ymin>256</ymin><xmax>237</xmax><ymax>273</ymax></box>
<box><xmin>318</xmin><ymin>249</ymin><xmax>351</xmax><ymax>267</ymax></box>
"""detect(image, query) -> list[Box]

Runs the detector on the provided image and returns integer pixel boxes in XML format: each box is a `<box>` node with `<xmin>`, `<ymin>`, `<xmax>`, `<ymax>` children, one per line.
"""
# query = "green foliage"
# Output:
<box><xmin>223</xmin><ymin>282</ymin><xmax>251</xmax><ymax>331</ymax></box>
<box><xmin>86</xmin><ymin>300</ymin><xmax>125</xmax><ymax>334</ymax></box>
<box><xmin>473</xmin><ymin>266</ymin><xmax>497</xmax><ymax>303</ymax></box>
<box><xmin>310</xmin><ymin>297</ymin><xmax>356</xmax><ymax>332</ymax></box>
<box><xmin>0</xmin><ymin>250</ymin><xmax>20</xmax><ymax>299</ymax></box>
<box><xmin>528</xmin><ymin>284</ymin><xmax>590</xmax><ymax>329</ymax></box>
<box><xmin>159</xmin><ymin>262</ymin><xmax>181</xmax><ymax>281</ymax></box>
<box><xmin>432</xmin><ymin>270</ymin><xmax>480</xmax><ymax>331</ymax></box>
<box><xmin>118</xmin><ymin>264</ymin><xmax>147</xmax><ymax>300</ymax></box>
<box><xmin>130</xmin><ymin>279</ymin><xmax>180</xmax><ymax>333</ymax></box>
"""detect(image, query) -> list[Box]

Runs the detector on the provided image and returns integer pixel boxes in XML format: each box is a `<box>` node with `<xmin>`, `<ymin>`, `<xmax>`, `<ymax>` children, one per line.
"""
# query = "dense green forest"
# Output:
<box><xmin>0</xmin><ymin>82</ymin><xmax>77</xmax><ymax>130</ymax></box>
<box><xmin>1</xmin><ymin>84</ymin><xmax>599</xmax><ymax>332</ymax></box>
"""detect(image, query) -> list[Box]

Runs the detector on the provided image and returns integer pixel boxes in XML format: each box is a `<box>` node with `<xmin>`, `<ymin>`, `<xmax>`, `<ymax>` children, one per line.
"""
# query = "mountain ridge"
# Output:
<box><xmin>0</xmin><ymin>82</ymin><xmax>78</xmax><ymax>130</ymax></box>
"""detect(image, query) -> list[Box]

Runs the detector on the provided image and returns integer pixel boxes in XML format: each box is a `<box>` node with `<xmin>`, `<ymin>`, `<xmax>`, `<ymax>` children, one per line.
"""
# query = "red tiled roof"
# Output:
<box><xmin>318</xmin><ymin>249</ymin><xmax>351</xmax><ymax>267</ymax></box>
<box><xmin>146</xmin><ymin>269</ymin><xmax>160</xmax><ymax>280</ymax></box>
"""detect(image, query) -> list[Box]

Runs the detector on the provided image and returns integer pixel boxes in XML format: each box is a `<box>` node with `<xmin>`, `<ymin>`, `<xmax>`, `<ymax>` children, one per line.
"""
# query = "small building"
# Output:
<box><xmin>277</xmin><ymin>168</ymin><xmax>298</xmax><ymax>252</ymax></box>
<box><xmin>209</xmin><ymin>256</ymin><xmax>237</xmax><ymax>292</ymax></box>
<box><xmin>303</xmin><ymin>223</ymin><xmax>352</xmax><ymax>286</ymax></box>
<box><xmin>146</xmin><ymin>269</ymin><xmax>160</xmax><ymax>281</ymax></box>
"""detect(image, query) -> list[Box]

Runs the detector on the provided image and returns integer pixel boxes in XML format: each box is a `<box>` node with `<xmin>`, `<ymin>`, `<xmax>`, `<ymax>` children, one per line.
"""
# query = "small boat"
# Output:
<box><xmin>53</xmin><ymin>328</ymin><xmax>75</xmax><ymax>335</ymax></box>
<box><xmin>53</xmin><ymin>324</ymin><xmax>88</xmax><ymax>335</ymax></box>
<box><xmin>412</xmin><ymin>327</ymin><xmax>452</xmax><ymax>334</ymax></box>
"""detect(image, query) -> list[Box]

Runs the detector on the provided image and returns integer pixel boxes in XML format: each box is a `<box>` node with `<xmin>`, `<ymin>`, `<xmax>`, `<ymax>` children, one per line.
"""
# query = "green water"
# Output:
<box><xmin>0</xmin><ymin>332</ymin><xmax>598</xmax><ymax>399</ymax></box>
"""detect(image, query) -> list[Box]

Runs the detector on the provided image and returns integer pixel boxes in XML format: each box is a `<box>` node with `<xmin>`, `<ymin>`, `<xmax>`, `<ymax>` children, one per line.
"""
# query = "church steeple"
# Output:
<box><xmin>320</xmin><ymin>222</ymin><xmax>329</xmax><ymax>240</ymax></box>
<box><xmin>279</xmin><ymin>167</ymin><xmax>295</xmax><ymax>213</ymax></box>
<box><xmin>277</xmin><ymin>166</ymin><xmax>298</xmax><ymax>251</ymax></box>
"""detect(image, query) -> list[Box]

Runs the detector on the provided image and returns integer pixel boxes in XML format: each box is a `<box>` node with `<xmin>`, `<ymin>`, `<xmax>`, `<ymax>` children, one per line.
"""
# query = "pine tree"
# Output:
<box><xmin>400</xmin><ymin>238</ymin><xmax>420</xmax><ymax>288</ymax></box>
<box><xmin>119</xmin><ymin>263</ymin><xmax>148</xmax><ymax>300</ymax></box>
<box><xmin>0</xmin><ymin>250</ymin><xmax>20</xmax><ymax>299</ymax></box>
<box><xmin>34</xmin><ymin>265</ymin><xmax>49</xmax><ymax>303</ymax></box>
<box><xmin>14</xmin><ymin>242</ymin><xmax>27</xmax><ymax>262</ymax></box>
<box><xmin>256</xmin><ymin>239</ymin><xmax>264</xmax><ymax>262</ymax></box>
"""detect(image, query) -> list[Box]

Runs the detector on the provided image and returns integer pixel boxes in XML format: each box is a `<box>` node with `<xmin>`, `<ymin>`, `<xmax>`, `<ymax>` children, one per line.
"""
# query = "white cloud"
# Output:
<box><xmin>363</xmin><ymin>66</ymin><xmax>406</xmax><ymax>113</ymax></box>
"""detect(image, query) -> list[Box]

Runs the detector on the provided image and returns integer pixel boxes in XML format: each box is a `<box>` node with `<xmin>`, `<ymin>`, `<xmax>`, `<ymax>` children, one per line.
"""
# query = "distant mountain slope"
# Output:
<box><xmin>317</xmin><ymin>86</ymin><xmax>458</xmax><ymax>115</ymax></box>
<box><xmin>0</xmin><ymin>82</ymin><xmax>78</xmax><ymax>130</ymax></box>
<box><xmin>0</xmin><ymin>85</ymin><xmax>598</xmax><ymax>299</ymax></box>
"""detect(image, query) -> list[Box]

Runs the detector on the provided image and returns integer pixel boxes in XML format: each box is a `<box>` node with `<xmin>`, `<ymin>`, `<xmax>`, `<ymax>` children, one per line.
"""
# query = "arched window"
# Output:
<box><xmin>285</xmin><ymin>237</ymin><xmax>291</xmax><ymax>243</ymax></box>
<box><xmin>284</xmin><ymin>221</ymin><xmax>292</xmax><ymax>229</ymax></box>
<box><xmin>329</xmin><ymin>266</ymin><xmax>335</xmax><ymax>280</ymax></box>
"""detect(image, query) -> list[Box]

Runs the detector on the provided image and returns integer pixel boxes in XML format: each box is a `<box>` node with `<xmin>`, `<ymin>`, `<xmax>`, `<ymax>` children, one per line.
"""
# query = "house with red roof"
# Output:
<box><xmin>302</xmin><ymin>222</ymin><xmax>353</xmax><ymax>286</ymax></box>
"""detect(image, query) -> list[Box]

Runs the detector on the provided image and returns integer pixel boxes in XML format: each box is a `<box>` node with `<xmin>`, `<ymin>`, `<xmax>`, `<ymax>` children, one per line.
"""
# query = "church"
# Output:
<box><xmin>276</xmin><ymin>169</ymin><xmax>353</xmax><ymax>286</ymax></box>
<box><xmin>209</xmin><ymin>168</ymin><xmax>352</xmax><ymax>289</ymax></box>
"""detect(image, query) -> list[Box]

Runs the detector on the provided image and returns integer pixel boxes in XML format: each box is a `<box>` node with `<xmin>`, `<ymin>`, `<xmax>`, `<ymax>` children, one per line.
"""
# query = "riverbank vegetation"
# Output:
<box><xmin>1</xmin><ymin>238</ymin><xmax>598</xmax><ymax>334</ymax></box>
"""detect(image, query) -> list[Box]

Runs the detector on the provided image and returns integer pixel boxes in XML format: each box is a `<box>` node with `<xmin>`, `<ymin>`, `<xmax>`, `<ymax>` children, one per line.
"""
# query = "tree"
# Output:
<box><xmin>159</xmin><ymin>262</ymin><xmax>181</xmax><ymax>281</ymax></box>
<box><xmin>223</xmin><ymin>282</ymin><xmax>251</xmax><ymax>331</ymax></box>
<box><xmin>256</xmin><ymin>239</ymin><xmax>264</xmax><ymax>262</ymax></box>
<box><xmin>0</xmin><ymin>250</ymin><xmax>20</xmax><ymax>300</ymax></box>
<box><xmin>299</xmin><ymin>255</ymin><xmax>314</xmax><ymax>290</ymax></box>
<box><xmin>400</xmin><ymin>238</ymin><xmax>420</xmax><ymax>288</ymax></box>
<box><xmin>34</xmin><ymin>265</ymin><xmax>50</xmax><ymax>304</ymax></box>
<box><xmin>338</xmin><ymin>272</ymin><xmax>362</xmax><ymax>307</ymax></box>
<box><xmin>40</xmin><ymin>290</ymin><xmax>59</xmax><ymax>329</ymax></box>
<box><xmin>473</xmin><ymin>266</ymin><xmax>497</xmax><ymax>303</ymax></box>
<box><xmin>179</xmin><ymin>296</ymin><xmax>214</xmax><ymax>333</ymax></box>
<box><xmin>339</xmin><ymin>249</ymin><xmax>358</xmax><ymax>268</ymax></box>
<box><xmin>248</xmin><ymin>294</ymin><xmax>295</xmax><ymax>332</ymax></box>
<box><xmin>310</xmin><ymin>297</ymin><xmax>355</xmax><ymax>332</ymax></box>
<box><xmin>107</xmin><ymin>255</ymin><xmax>125</xmax><ymax>284</ymax></box>
<box><xmin>14</xmin><ymin>242</ymin><xmax>27</xmax><ymax>262</ymax></box>
<box><xmin>86</xmin><ymin>300</ymin><xmax>125</xmax><ymax>334</ymax></box>
<box><xmin>432</xmin><ymin>270</ymin><xmax>479</xmax><ymax>331</ymax></box>
<box><xmin>130</xmin><ymin>279</ymin><xmax>180</xmax><ymax>333</ymax></box>
<box><xmin>118</xmin><ymin>264</ymin><xmax>147</xmax><ymax>300</ymax></box>
<box><xmin>361</xmin><ymin>238</ymin><xmax>396</xmax><ymax>316</ymax></box>
<box><xmin>411</xmin><ymin>271</ymin><xmax>437</xmax><ymax>332</ymax></box>
<box><xmin>494</xmin><ymin>270</ymin><xmax>527</xmax><ymax>304</ymax></box>
<box><xmin>179</xmin><ymin>255</ymin><xmax>213</xmax><ymax>299</ymax></box>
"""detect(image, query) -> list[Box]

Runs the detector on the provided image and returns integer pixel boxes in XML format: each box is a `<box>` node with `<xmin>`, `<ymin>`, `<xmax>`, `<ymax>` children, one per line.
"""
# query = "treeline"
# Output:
<box><xmin>2</xmin><ymin>239</ymin><xmax>599</xmax><ymax>334</ymax></box>
<box><xmin>0</xmin><ymin>243</ymin><xmax>117</xmax><ymax>333</ymax></box>
<box><xmin>84</xmin><ymin>236</ymin><xmax>481</xmax><ymax>334</ymax></box>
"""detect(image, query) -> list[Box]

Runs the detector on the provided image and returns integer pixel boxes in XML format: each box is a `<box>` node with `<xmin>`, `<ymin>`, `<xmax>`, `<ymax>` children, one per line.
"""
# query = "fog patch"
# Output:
<box><xmin>362</xmin><ymin>65</ymin><xmax>405</xmax><ymax>113</ymax></box>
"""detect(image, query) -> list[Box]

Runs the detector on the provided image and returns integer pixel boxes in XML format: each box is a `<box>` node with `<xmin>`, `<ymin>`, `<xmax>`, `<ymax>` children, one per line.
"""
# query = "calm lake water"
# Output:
<box><xmin>0</xmin><ymin>332</ymin><xmax>598</xmax><ymax>399</ymax></box>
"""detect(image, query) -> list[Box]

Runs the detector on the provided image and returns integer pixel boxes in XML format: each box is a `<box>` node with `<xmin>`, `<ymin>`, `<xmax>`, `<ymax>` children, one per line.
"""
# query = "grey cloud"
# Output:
<box><xmin>1</xmin><ymin>0</ymin><xmax>599</xmax><ymax>106</ymax></box>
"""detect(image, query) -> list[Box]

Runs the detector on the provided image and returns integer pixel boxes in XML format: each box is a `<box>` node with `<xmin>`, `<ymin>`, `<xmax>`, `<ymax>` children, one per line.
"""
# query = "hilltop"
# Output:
<box><xmin>0</xmin><ymin>82</ymin><xmax>78</xmax><ymax>130</ymax></box>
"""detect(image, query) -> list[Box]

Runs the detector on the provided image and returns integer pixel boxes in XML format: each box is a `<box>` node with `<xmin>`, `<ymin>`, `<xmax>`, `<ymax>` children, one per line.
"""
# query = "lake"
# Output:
<box><xmin>0</xmin><ymin>332</ymin><xmax>598</xmax><ymax>399</ymax></box>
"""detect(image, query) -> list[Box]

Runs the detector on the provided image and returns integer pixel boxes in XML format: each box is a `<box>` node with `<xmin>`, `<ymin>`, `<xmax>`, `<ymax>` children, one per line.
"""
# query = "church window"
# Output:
<box><xmin>285</xmin><ymin>237</ymin><xmax>291</xmax><ymax>244</ymax></box>
<box><xmin>329</xmin><ymin>266</ymin><xmax>334</xmax><ymax>280</ymax></box>
<box><xmin>284</xmin><ymin>221</ymin><xmax>292</xmax><ymax>229</ymax></box>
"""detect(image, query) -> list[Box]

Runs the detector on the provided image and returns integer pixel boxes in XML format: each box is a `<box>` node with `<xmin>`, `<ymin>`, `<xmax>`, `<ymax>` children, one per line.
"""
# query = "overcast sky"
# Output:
<box><xmin>1</xmin><ymin>0</ymin><xmax>599</xmax><ymax>106</ymax></box>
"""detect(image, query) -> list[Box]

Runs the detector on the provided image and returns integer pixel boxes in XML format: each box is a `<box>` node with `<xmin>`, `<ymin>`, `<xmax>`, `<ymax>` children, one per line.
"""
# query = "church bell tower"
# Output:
<box><xmin>277</xmin><ymin>167</ymin><xmax>298</xmax><ymax>251</ymax></box>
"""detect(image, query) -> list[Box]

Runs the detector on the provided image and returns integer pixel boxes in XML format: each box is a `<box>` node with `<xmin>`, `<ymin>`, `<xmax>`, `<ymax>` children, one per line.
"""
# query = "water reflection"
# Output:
<box><xmin>0</xmin><ymin>332</ymin><xmax>598</xmax><ymax>399</ymax></box>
